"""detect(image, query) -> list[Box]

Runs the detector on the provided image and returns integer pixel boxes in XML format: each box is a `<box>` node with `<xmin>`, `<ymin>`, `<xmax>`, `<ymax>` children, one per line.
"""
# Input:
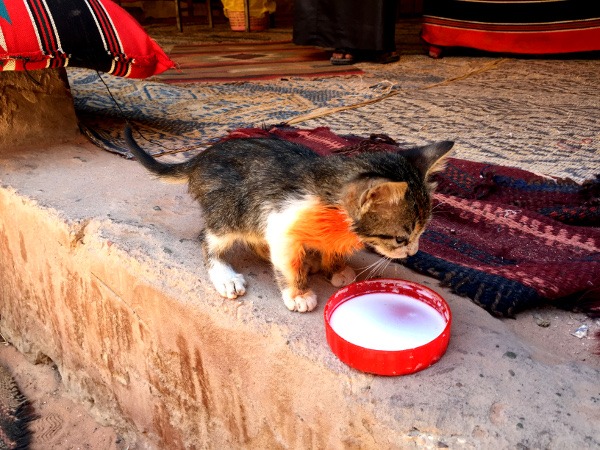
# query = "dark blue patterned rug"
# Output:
<box><xmin>67</xmin><ymin>67</ymin><xmax>385</xmax><ymax>161</ymax></box>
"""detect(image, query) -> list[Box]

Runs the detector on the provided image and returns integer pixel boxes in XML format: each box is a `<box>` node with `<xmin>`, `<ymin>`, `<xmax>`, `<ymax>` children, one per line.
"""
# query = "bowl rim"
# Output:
<box><xmin>324</xmin><ymin>278</ymin><xmax>452</xmax><ymax>376</ymax></box>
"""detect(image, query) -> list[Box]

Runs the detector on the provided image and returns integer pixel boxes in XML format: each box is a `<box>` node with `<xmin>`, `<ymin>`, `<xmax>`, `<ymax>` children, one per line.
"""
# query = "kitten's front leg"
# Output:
<box><xmin>322</xmin><ymin>254</ymin><xmax>356</xmax><ymax>288</ymax></box>
<box><xmin>281</xmin><ymin>285</ymin><xmax>318</xmax><ymax>313</ymax></box>
<box><xmin>270</xmin><ymin>246</ymin><xmax>317</xmax><ymax>313</ymax></box>
<box><xmin>201</xmin><ymin>231</ymin><xmax>246</xmax><ymax>299</ymax></box>
<box><xmin>330</xmin><ymin>267</ymin><xmax>356</xmax><ymax>287</ymax></box>
<box><xmin>208</xmin><ymin>260</ymin><xmax>247</xmax><ymax>299</ymax></box>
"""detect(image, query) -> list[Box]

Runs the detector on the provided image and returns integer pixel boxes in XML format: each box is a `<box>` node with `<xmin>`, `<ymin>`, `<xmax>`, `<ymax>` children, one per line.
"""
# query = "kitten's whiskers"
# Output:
<box><xmin>354</xmin><ymin>258</ymin><xmax>386</xmax><ymax>281</ymax></box>
<box><xmin>363</xmin><ymin>256</ymin><xmax>392</xmax><ymax>280</ymax></box>
<box><xmin>431</xmin><ymin>201</ymin><xmax>446</xmax><ymax>211</ymax></box>
<box><xmin>379</xmin><ymin>257</ymin><xmax>393</xmax><ymax>276</ymax></box>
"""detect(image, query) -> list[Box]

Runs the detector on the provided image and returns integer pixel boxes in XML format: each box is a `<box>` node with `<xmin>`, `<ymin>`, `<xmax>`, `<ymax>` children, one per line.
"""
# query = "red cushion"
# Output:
<box><xmin>0</xmin><ymin>0</ymin><xmax>174</xmax><ymax>78</ymax></box>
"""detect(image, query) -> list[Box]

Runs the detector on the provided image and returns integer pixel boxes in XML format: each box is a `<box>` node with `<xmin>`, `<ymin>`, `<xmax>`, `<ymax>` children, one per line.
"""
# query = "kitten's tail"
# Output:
<box><xmin>124</xmin><ymin>125</ymin><xmax>189</xmax><ymax>184</ymax></box>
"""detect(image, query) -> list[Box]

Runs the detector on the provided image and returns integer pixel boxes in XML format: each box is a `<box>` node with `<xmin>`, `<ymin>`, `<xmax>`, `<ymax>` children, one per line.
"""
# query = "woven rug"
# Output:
<box><xmin>69</xmin><ymin>55</ymin><xmax>600</xmax><ymax>183</ymax></box>
<box><xmin>154</xmin><ymin>41</ymin><xmax>365</xmax><ymax>83</ymax></box>
<box><xmin>220</xmin><ymin>126</ymin><xmax>600</xmax><ymax>318</ymax></box>
<box><xmin>67</xmin><ymin>67</ymin><xmax>383</xmax><ymax>159</ymax></box>
<box><xmin>296</xmin><ymin>58</ymin><xmax>600</xmax><ymax>184</ymax></box>
<box><xmin>0</xmin><ymin>365</ymin><xmax>33</xmax><ymax>450</ymax></box>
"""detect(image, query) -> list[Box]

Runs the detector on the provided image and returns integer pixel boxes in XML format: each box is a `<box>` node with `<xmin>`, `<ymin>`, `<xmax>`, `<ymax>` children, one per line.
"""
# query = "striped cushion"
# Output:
<box><xmin>422</xmin><ymin>0</ymin><xmax>600</xmax><ymax>55</ymax></box>
<box><xmin>0</xmin><ymin>0</ymin><xmax>174</xmax><ymax>78</ymax></box>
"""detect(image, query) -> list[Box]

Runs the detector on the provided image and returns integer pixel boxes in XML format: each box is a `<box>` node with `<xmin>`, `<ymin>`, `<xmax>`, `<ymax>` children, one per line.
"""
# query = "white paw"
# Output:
<box><xmin>330</xmin><ymin>266</ymin><xmax>356</xmax><ymax>288</ymax></box>
<box><xmin>283</xmin><ymin>289</ymin><xmax>318</xmax><ymax>313</ymax></box>
<box><xmin>209</xmin><ymin>261</ymin><xmax>247</xmax><ymax>299</ymax></box>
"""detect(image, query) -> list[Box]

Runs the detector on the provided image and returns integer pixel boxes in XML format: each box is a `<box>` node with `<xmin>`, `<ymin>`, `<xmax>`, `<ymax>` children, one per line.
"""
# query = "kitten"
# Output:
<box><xmin>124</xmin><ymin>126</ymin><xmax>453</xmax><ymax>312</ymax></box>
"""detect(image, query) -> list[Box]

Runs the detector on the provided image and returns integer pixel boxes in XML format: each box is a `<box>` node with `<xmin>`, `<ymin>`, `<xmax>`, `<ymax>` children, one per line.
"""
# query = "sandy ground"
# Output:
<box><xmin>501</xmin><ymin>307</ymin><xmax>599</xmax><ymax>368</ymax></box>
<box><xmin>0</xmin><ymin>342</ymin><xmax>130</xmax><ymax>450</ymax></box>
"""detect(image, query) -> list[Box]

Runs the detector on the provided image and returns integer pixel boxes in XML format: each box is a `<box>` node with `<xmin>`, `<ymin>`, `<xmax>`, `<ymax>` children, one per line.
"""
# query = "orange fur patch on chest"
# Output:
<box><xmin>287</xmin><ymin>204</ymin><xmax>364</xmax><ymax>257</ymax></box>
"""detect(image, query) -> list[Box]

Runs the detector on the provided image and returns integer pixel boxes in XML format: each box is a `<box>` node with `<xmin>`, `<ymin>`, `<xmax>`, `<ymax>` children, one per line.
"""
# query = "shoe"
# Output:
<box><xmin>330</xmin><ymin>49</ymin><xmax>355</xmax><ymax>65</ymax></box>
<box><xmin>373</xmin><ymin>51</ymin><xmax>400</xmax><ymax>64</ymax></box>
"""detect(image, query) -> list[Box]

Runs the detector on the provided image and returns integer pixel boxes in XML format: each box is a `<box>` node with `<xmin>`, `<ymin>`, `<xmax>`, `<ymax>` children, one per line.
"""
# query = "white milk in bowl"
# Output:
<box><xmin>328</xmin><ymin>293</ymin><xmax>447</xmax><ymax>351</ymax></box>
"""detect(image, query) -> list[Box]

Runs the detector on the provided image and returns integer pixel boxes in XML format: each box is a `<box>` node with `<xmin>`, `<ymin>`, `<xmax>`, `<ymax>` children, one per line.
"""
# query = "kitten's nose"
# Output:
<box><xmin>407</xmin><ymin>243</ymin><xmax>419</xmax><ymax>256</ymax></box>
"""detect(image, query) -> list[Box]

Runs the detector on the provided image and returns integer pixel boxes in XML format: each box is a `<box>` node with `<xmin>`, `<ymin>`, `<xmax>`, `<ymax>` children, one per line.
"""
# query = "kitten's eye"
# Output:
<box><xmin>395</xmin><ymin>237</ymin><xmax>408</xmax><ymax>246</ymax></box>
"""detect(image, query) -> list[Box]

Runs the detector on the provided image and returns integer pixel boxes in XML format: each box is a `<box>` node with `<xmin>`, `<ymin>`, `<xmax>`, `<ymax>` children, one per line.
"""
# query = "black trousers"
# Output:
<box><xmin>293</xmin><ymin>0</ymin><xmax>398</xmax><ymax>53</ymax></box>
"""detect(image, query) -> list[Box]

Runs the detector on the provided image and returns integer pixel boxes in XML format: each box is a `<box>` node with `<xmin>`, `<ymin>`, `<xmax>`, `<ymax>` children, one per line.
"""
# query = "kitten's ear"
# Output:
<box><xmin>401</xmin><ymin>141</ymin><xmax>454</xmax><ymax>179</ymax></box>
<box><xmin>360</xmin><ymin>182</ymin><xmax>408</xmax><ymax>213</ymax></box>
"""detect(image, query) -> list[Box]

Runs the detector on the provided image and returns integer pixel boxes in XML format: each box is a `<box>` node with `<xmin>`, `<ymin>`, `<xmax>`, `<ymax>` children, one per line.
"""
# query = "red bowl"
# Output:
<box><xmin>324</xmin><ymin>278</ymin><xmax>451</xmax><ymax>376</ymax></box>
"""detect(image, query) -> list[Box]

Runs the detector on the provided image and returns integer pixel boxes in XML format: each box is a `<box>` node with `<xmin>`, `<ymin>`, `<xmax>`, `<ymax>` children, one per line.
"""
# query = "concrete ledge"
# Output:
<box><xmin>1</xmin><ymin>141</ymin><xmax>599</xmax><ymax>449</ymax></box>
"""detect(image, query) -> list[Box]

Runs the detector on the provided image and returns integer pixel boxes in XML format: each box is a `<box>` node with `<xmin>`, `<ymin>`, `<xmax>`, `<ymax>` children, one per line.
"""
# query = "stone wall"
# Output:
<box><xmin>0</xmin><ymin>68</ymin><xmax>80</xmax><ymax>150</ymax></box>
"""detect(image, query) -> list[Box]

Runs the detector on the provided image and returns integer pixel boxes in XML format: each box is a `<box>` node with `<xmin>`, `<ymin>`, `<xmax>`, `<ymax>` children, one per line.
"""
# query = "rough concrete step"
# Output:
<box><xmin>0</xmin><ymin>140</ymin><xmax>598</xmax><ymax>449</ymax></box>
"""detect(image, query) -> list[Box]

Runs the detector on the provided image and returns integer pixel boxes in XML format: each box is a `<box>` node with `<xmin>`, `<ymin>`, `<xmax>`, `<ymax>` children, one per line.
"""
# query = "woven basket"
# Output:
<box><xmin>227</xmin><ymin>10</ymin><xmax>268</xmax><ymax>31</ymax></box>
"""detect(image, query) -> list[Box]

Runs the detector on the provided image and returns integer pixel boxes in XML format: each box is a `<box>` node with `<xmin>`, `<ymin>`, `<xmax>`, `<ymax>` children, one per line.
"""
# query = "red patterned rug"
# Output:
<box><xmin>222</xmin><ymin>126</ymin><xmax>600</xmax><ymax>318</ymax></box>
<box><xmin>154</xmin><ymin>40</ymin><xmax>365</xmax><ymax>83</ymax></box>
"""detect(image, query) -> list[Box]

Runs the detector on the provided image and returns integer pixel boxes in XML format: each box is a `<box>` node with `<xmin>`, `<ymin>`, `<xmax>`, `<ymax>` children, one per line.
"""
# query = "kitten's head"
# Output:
<box><xmin>351</xmin><ymin>141</ymin><xmax>454</xmax><ymax>259</ymax></box>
